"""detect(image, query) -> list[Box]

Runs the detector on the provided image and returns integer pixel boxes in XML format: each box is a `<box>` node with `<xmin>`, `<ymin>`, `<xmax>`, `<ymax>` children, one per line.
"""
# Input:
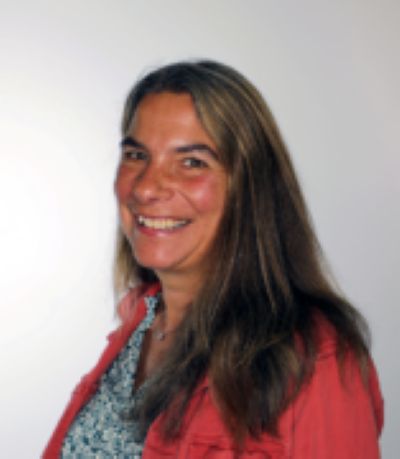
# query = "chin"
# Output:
<box><xmin>133</xmin><ymin>252</ymin><xmax>179</xmax><ymax>273</ymax></box>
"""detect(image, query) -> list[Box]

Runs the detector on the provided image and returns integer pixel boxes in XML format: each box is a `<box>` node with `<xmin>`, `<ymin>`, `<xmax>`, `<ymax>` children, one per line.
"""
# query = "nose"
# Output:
<box><xmin>132</xmin><ymin>162</ymin><xmax>173</xmax><ymax>204</ymax></box>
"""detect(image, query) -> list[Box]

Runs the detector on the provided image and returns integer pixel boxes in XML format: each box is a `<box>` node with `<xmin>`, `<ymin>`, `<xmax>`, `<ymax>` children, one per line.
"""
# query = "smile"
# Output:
<box><xmin>137</xmin><ymin>215</ymin><xmax>189</xmax><ymax>230</ymax></box>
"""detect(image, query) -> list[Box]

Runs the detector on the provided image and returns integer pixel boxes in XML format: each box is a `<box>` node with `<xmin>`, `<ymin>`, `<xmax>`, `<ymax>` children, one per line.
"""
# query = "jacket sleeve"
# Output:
<box><xmin>282</xmin><ymin>351</ymin><xmax>384</xmax><ymax>459</ymax></box>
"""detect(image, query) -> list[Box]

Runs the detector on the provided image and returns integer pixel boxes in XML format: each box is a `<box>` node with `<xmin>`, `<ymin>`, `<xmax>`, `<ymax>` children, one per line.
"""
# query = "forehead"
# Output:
<box><xmin>132</xmin><ymin>92</ymin><xmax>193</xmax><ymax>123</ymax></box>
<box><xmin>127</xmin><ymin>92</ymin><xmax>214</xmax><ymax>145</ymax></box>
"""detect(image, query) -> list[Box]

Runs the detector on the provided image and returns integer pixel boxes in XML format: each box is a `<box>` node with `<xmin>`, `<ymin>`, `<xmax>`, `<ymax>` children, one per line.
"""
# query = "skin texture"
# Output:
<box><xmin>115</xmin><ymin>92</ymin><xmax>228</xmax><ymax>330</ymax></box>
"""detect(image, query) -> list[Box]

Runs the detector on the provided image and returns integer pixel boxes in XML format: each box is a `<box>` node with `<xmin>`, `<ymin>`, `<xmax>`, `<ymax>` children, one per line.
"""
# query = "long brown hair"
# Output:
<box><xmin>115</xmin><ymin>60</ymin><xmax>369</xmax><ymax>442</ymax></box>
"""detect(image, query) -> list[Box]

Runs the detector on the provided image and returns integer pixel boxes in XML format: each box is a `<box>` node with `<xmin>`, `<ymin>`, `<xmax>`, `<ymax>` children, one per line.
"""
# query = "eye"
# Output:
<box><xmin>182</xmin><ymin>157</ymin><xmax>208</xmax><ymax>169</ymax></box>
<box><xmin>122</xmin><ymin>150</ymin><xmax>147</xmax><ymax>161</ymax></box>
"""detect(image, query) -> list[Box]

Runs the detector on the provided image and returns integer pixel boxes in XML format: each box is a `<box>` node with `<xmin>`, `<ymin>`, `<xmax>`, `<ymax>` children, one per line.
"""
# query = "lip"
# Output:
<box><xmin>134</xmin><ymin>214</ymin><xmax>191</xmax><ymax>235</ymax></box>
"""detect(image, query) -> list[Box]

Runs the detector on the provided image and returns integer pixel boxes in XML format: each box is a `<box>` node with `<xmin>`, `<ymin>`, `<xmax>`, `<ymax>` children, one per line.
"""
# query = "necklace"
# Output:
<box><xmin>152</xmin><ymin>302</ymin><xmax>177</xmax><ymax>341</ymax></box>
<box><xmin>154</xmin><ymin>327</ymin><xmax>168</xmax><ymax>341</ymax></box>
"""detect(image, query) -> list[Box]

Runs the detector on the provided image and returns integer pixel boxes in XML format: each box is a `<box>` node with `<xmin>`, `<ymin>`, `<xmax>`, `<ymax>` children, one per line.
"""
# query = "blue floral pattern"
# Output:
<box><xmin>61</xmin><ymin>294</ymin><xmax>159</xmax><ymax>458</ymax></box>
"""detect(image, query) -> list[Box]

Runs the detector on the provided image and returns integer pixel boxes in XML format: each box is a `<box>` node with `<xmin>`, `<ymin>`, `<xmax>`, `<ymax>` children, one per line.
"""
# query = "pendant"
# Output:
<box><xmin>154</xmin><ymin>330</ymin><xmax>166</xmax><ymax>341</ymax></box>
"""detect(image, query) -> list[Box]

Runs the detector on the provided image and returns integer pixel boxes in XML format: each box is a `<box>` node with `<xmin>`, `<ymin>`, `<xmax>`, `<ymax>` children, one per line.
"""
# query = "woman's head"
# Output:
<box><xmin>116</xmin><ymin>91</ymin><xmax>228</xmax><ymax>289</ymax></box>
<box><xmin>115</xmin><ymin>60</ymin><xmax>317</xmax><ymax>308</ymax></box>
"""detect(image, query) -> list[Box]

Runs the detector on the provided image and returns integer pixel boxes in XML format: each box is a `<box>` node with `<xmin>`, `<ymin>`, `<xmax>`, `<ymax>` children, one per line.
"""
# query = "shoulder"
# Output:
<box><xmin>43</xmin><ymin>282</ymin><xmax>161</xmax><ymax>458</ymax></box>
<box><xmin>145</xmin><ymin>315</ymin><xmax>384</xmax><ymax>458</ymax></box>
<box><xmin>278</xmin><ymin>315</ymin><xmax>384</xmax><ymax>457</ymax></box>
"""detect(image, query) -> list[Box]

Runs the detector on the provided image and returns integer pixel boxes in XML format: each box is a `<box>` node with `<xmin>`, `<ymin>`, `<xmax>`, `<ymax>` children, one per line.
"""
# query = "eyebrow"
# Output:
<box><xmin>175</xmin><ymin>143</ymin><xmax>218</xmax><ymax>159</ymax></box>
<box><xmin>120</xmin><ymin>137</ymin><xmax>218</xmax><ymax>159</ymax></box>
<box><xmin>120</xmin><ymin>136</ymin><xmax>145</xmax><ymax>149</ymax></box>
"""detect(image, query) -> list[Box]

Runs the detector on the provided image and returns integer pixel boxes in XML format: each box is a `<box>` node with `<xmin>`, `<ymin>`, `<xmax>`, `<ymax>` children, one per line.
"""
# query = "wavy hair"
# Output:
<box><xmin>115</xmin><ymin>60</ymin><xmax>369</xmax><ymax>443</ymax></box>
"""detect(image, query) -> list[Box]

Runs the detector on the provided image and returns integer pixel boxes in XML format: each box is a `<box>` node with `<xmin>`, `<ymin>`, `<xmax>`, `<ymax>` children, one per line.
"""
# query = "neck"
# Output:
<box><xmin>155</xmin><ymin>270</ymin><xmax>203</xmax><ymax>331</ymax></box>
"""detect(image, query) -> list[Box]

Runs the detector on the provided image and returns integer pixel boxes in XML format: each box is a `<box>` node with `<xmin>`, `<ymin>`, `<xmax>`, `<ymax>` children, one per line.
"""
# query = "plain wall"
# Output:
<box><xmin>0</xmin><ymin>1</ymin><xmax>398</xmax><ymax>457</ymax></box>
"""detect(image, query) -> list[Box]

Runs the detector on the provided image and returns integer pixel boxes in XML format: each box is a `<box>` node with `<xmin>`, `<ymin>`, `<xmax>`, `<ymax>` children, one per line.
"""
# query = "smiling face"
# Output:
<box><xmin>115</xmin><ymin>92</ymin><xmax>228</xmax><ymax>284</ymax></box>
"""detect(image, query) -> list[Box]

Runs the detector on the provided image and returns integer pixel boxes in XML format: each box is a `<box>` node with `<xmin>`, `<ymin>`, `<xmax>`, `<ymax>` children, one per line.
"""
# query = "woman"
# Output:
<box><xmin>44</xmin><ymin>61</ymin><xmax>383</xmax><ymax>458</ymax></box>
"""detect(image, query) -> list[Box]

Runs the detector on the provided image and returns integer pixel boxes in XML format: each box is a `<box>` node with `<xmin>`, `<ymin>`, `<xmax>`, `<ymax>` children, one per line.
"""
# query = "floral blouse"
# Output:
<box><xmin>61</xmin><ymin>295</ymin><xmax>159</xmax><ymax>458</ymax></box>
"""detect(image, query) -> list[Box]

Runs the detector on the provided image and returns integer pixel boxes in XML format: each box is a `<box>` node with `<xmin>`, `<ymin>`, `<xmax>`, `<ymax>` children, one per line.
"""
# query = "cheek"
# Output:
<box><xmin>115</xmin><ymin>165</ymin><xmax>134</xmax><ymax>203</ymax></box>
<box><xmin>115</xmin><ymin>167</ymin><xmax>135</xmax><ymax>236</ymax></box>
<box><xmin>183</xmin><ymin>174</ymin><xmax>227</xmax><ymax>214</ymax></box>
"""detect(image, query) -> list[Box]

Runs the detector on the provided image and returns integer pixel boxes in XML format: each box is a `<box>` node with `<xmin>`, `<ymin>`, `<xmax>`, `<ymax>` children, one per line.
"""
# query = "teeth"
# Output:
<box><xmin>137</xmin><ymin>215</ymin><xmax>188</xmax><ymax>230</ymax></box>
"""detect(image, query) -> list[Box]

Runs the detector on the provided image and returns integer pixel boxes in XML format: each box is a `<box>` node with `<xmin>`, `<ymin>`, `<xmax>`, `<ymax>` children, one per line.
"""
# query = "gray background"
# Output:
<box><xmin>0</xmin><ymin>1</ymin><xmax>398</xmax><ymax>457</ymax></box>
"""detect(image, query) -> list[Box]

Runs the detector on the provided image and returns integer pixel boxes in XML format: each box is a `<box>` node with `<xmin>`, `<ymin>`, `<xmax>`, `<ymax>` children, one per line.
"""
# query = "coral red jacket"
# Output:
<box><xmin>43</xmin><ymin>284</ymin><xmax>384</xmax><ymax>458</ymax></box>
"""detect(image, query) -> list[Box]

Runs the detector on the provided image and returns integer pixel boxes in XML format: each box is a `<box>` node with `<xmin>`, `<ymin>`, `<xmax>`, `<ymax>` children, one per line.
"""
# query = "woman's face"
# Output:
<box><xmin>115</xmin><ymin>92</ymin><xmax>228</xmax><ymax>283</ymax></box>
